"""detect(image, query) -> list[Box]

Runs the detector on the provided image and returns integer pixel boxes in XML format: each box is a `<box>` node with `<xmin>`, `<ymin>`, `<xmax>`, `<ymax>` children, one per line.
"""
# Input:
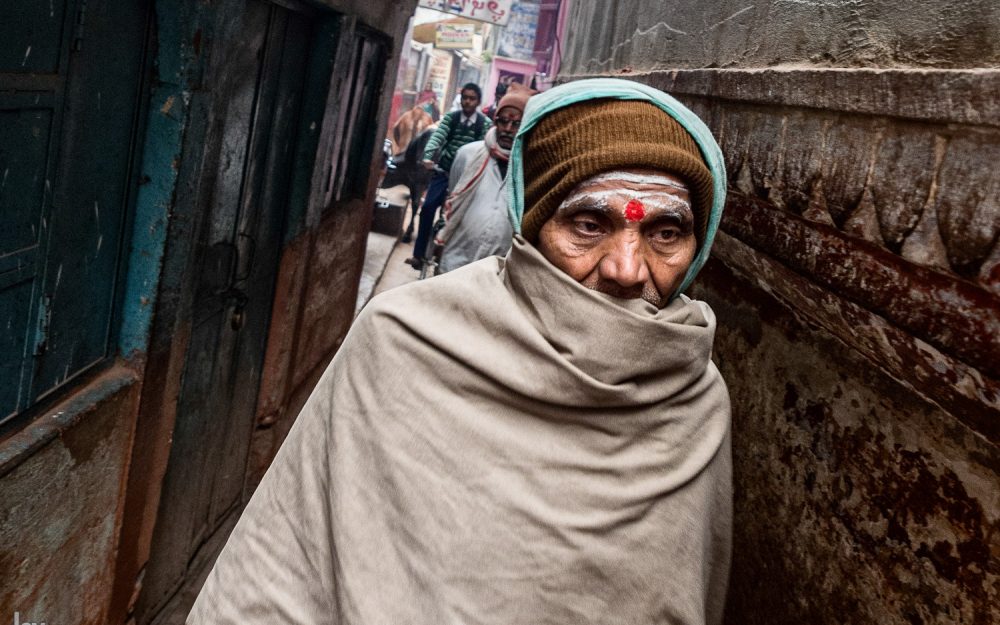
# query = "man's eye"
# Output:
<box><xmin>573</xmin><ymin>218</ymin><xmax>604</xmax><ymax>235</ymax></box>
<box><xmin>652</xmin><ymin>228</ymin><xmax>679</xmax><ymax>242</ymax></box>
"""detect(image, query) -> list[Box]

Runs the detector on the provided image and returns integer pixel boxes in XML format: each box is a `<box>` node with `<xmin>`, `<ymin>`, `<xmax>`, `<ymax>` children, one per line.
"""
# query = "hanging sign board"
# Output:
<box><xmin>436</xmin><ymin>23</ymin><xmax>475</xmax><ymax>49</ymax></box>
<box><xmin>418</xmin><ymin>0</ymin><xmax>514</xmax><ymax>26</ymax></box>
<box><xmin>424</xmin><ymin>50</ymin><xmax>454</xmax><ymax>113</ymax></box>
<box><xmin>496</xmin><ymin>1</ymin><xmax>539</xmax><ymax>61</ymax></box>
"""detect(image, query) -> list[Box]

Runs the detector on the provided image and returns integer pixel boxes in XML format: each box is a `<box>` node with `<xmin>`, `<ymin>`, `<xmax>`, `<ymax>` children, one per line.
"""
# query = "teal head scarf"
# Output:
<box><xmin>507</xmin><ymin>78</ymin><xmax>727</xmax><ymax>296</ymax></box>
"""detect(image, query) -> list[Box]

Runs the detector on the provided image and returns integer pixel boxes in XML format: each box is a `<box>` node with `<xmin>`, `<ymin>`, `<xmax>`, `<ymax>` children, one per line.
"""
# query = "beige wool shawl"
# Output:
<box><xmin>187</xmin><ymin>237</ymin><xmax>732</xmax><ymax>625</ymax></box>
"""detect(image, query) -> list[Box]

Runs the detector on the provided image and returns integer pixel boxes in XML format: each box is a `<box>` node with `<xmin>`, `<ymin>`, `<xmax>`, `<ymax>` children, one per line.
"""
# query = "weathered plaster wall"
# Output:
<box><xmin>247</xmin><ymin>199</ymin><xmax>372</xmax><ymax>487</ymax></box>
<box><xmin>561</xmin><ymin>1</ymin><xmax>999</xmax><ymax>623</ymax></box>
<box><xmin>560</xmin><ymin>0</ymin><xmax>1000</xmax><ymax>76</ymax></box>
<box><xmin>0</xmin><ymin>372</ymin><xmax>139</xmax><ymax>625</ymax></box>
<box><xmin>317</xmin><ymin>0</ymin><xmax>413</xmax><ymax>34</ymax></box>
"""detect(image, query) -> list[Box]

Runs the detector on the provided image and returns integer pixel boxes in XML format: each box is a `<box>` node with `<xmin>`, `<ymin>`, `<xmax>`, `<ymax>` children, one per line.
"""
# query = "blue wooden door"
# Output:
<box><xmin>137</xmin><ymin>1</ymin><xmax>326</xmax><ymax>619</ymax></box>
<box><xmin>0</xmin><ymin>0</ymin><xmax>150</xmax><ymax>429</ymax></box>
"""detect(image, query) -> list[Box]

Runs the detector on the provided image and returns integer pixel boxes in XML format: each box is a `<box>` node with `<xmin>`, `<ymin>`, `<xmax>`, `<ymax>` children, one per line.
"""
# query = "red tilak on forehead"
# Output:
<box><xmin>624</xmin><ymin>199</ymin><xmax>645</xmax><ymax>222</ymax></box>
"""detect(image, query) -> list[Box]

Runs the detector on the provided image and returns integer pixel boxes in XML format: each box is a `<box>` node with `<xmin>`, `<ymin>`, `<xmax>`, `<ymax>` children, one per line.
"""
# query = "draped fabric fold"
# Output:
<box><xmin>188</xmin><ymin>238</ymin><xmax>732</xmax><ymax>625</ymax></box>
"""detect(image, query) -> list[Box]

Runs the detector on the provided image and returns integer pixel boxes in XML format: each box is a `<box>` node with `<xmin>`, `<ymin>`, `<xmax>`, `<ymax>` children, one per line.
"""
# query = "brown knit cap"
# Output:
<box><xmin>496</xmin><ymin>82</ymin><xmax>536</xmax><ymax>116</ymax></box>
<box><xmin>520</xmin><ymin>99</ymin><xmax>714</xmax><ymax>244</ymax></box>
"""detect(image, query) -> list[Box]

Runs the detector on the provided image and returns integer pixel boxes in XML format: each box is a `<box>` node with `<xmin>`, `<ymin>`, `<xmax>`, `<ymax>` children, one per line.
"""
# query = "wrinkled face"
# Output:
<box><xmin>460</xmin><ymin>88</ymin><xmax>480</xmax><ymax>117</ymax></box>
<box><xmin>536</xmin><ymin>168</ymin><xmax>697</xmax><ymax>307</ymax></box>
<box><xmin>493</xmin><ymin>106</ymin><xmax>522</xmax><ymax>150</ymax></box>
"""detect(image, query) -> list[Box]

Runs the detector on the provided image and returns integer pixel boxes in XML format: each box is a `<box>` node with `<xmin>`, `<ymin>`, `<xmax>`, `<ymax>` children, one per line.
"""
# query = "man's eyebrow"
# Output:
<box><xmin>639</xmin><ymin>197</ymin><xmax>693</xmax><ymax>214</ymax></box>
<box><xmin>649</xmin><ymin>209</ymin><xmax>693</xmax><ymax>223</ymax></box>
<box><xmin>646</xmin><ymin>209</ymin><xmax>695</xmax><ymax>233</ymax></box>
<box><xmin>556</xmin><ymin>195</ymin><xmax>614</xmax><ymax>214</ymax></box>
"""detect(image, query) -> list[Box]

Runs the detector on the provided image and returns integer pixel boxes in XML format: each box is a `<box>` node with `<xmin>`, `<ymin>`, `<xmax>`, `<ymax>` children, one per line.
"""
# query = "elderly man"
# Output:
<box><xmin>436</xmin><ymin>83</ymin><xmax>535</xmax><ymax>273</ymax></box>
<box><xmin>188</xmin><ymin>79</ymin><xmax>731</xmax><ymax>625</ymax></box>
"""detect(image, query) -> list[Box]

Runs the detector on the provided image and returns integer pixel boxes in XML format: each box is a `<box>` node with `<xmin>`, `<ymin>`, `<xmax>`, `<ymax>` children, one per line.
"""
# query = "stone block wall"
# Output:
<box><xmin>560</xmin><ymin>1</ymin><xmax>998</xmax><ymax>623</ymax></box>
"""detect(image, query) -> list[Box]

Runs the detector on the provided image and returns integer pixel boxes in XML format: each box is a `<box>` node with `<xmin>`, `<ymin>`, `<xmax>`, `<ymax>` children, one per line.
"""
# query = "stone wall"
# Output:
<box><xmin>559</xmin><ymin>0</ymin><xmax>1000</xmax><ymax>73</ymax></box>
<box><xmin>560</xmin><ymin>2</ymin><xmax>998</xmax><ymax>623</ymax></box>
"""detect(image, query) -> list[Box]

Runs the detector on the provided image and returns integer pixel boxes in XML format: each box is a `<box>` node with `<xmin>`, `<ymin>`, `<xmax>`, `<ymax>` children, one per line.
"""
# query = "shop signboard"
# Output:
<box><xmin>436</xmin><ymin>23</ymin><xmax>475</xmax><ymax>49</ymax></box>
<box><xmin>496</xmin><ymin>1</ymin><xmax>540</xmax><ymax>62</ymax></box>
<box><xmin>418</xmin><ymin>0</ymin><xmax>513</xmax><ymax>26</ymax></box>
<box><xmin>425</xmin><ymin>49</ymin><xmax>454</xmax><ymax>113</ymax></box>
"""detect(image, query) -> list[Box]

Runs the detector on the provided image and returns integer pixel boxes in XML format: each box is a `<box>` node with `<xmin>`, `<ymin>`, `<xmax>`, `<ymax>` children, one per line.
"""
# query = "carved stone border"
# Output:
<box><xmin>709</xmin><ymin>227</ymin><xmax>999</xmax><ymax>442</ymax></box>
<box><xmin>721</xmin><ymin>194</ymin><xmax>1000</xmax><ymax>380</ymax></box>
<box><xmin>600</xmin><ymin>68</ymin><xmax>1000</xmax><ymax>128</ymax></box>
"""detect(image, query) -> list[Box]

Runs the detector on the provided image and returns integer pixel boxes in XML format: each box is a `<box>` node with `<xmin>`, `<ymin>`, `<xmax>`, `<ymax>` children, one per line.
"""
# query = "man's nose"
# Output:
<box><xmin>599</xmin><ymin>235</ymin><xmax>649</xmax><ymax>287</ymax></box>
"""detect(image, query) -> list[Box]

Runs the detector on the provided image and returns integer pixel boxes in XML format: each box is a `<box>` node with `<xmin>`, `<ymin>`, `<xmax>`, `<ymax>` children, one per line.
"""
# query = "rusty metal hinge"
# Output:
<box><xmin>33</xmin><ymin>295</ymin><xmax>52</xmax><ymax>356</ymax></box>
<box><xmin>73</xmin><ymin>0</ymin><xmax>88</xmax><ymax>51</ymax></box>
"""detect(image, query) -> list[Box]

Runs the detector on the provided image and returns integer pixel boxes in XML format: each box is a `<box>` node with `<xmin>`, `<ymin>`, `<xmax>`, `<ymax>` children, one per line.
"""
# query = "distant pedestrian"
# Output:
<box><xmin>407</xmin><ymin>82</ymin><xmax>491</xmax><ymax>269</ymax></box>
<box><xmin>388</xmin><ymin>103</ymin><xmax>434</xmax><ymax>155</ymax></box>
<box><xmin>437</xmin><ymin>83</ymin><xmax>536</xmax><ymax>273</ymax></box>
<box><xmin>417</xmin><ymin>89</ymin><xmax>440</xmax><ymax>121</ymax></box>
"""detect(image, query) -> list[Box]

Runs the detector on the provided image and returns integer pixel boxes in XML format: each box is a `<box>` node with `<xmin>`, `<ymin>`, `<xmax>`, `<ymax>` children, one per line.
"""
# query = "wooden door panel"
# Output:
<box><xmin>0</xmin><ymin>1</ymin><xmax>69</xmax><ymax>74</ymax></box>
<box><xmin>206</xmin><ymin>9</ymin><xmax>314</xmax><ymax>526</ymax></box>
<box><xmin>140</xmin><ymin>2</ymin><xmax>321</xmax><ymax>619</ymax></box>
<box><xmin>0</xmin><ymin>104</ymin><xmax>52</xmax><ymax>417</ymax></box>
<box><xmin>33</xmin><ymin>0</ymin><xmax>150</xmax><ymax>396</ymax></box>
<box><xmin>0</xmin><ymin>0</ymin><xmax>149</xmax><ymax>426</ymax></box>
<box><xmin>141</xmin><ymin>3</ymin><xmax>275</xmax><ymax>610</ymax></box>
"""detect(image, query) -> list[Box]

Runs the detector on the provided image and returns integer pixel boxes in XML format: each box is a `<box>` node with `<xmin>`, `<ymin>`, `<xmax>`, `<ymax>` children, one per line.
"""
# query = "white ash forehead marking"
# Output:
<box><xmin>558</xmin><ymin>192</ymin><xmax>613</xmax><ymax>212</ymax></box>
<box><xmin>560</xmin><ymin>187</ymin><xmax>692</xmax><ymax>212</ymax></box>
<box><xmin>585</xmin><ymin>171</ymin><xmax>688</xmax><ymax>189</ymax></box>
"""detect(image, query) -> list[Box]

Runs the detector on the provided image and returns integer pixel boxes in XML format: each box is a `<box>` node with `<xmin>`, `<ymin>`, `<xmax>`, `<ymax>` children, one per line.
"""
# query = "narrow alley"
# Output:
<box><xmin>0</xmin><ymin>1</ymin><xmax>997</xmax><ymax>625</ymax></box>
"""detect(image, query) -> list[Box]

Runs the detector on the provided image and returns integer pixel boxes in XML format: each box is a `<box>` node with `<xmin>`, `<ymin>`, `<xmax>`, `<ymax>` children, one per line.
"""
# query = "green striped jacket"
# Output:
<box><xmin>422</xmin><ymin>110</ymin><xmax>491</xmax><ymax>173</ymax></box>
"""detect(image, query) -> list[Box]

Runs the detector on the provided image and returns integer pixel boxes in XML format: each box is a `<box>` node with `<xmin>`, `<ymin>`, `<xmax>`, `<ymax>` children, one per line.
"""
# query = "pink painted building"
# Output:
<box><xmin>483</xmin><ymin>0</ymin><xmax>571</xmax><ymax>104</ymax></box>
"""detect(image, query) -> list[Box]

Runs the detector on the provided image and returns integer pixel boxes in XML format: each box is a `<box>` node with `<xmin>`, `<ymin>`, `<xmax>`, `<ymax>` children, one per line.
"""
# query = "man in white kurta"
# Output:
<box><xmin>437</xmin><ymin>84</ymin><xmax>533</xmax><ymax>273</ymax></box>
